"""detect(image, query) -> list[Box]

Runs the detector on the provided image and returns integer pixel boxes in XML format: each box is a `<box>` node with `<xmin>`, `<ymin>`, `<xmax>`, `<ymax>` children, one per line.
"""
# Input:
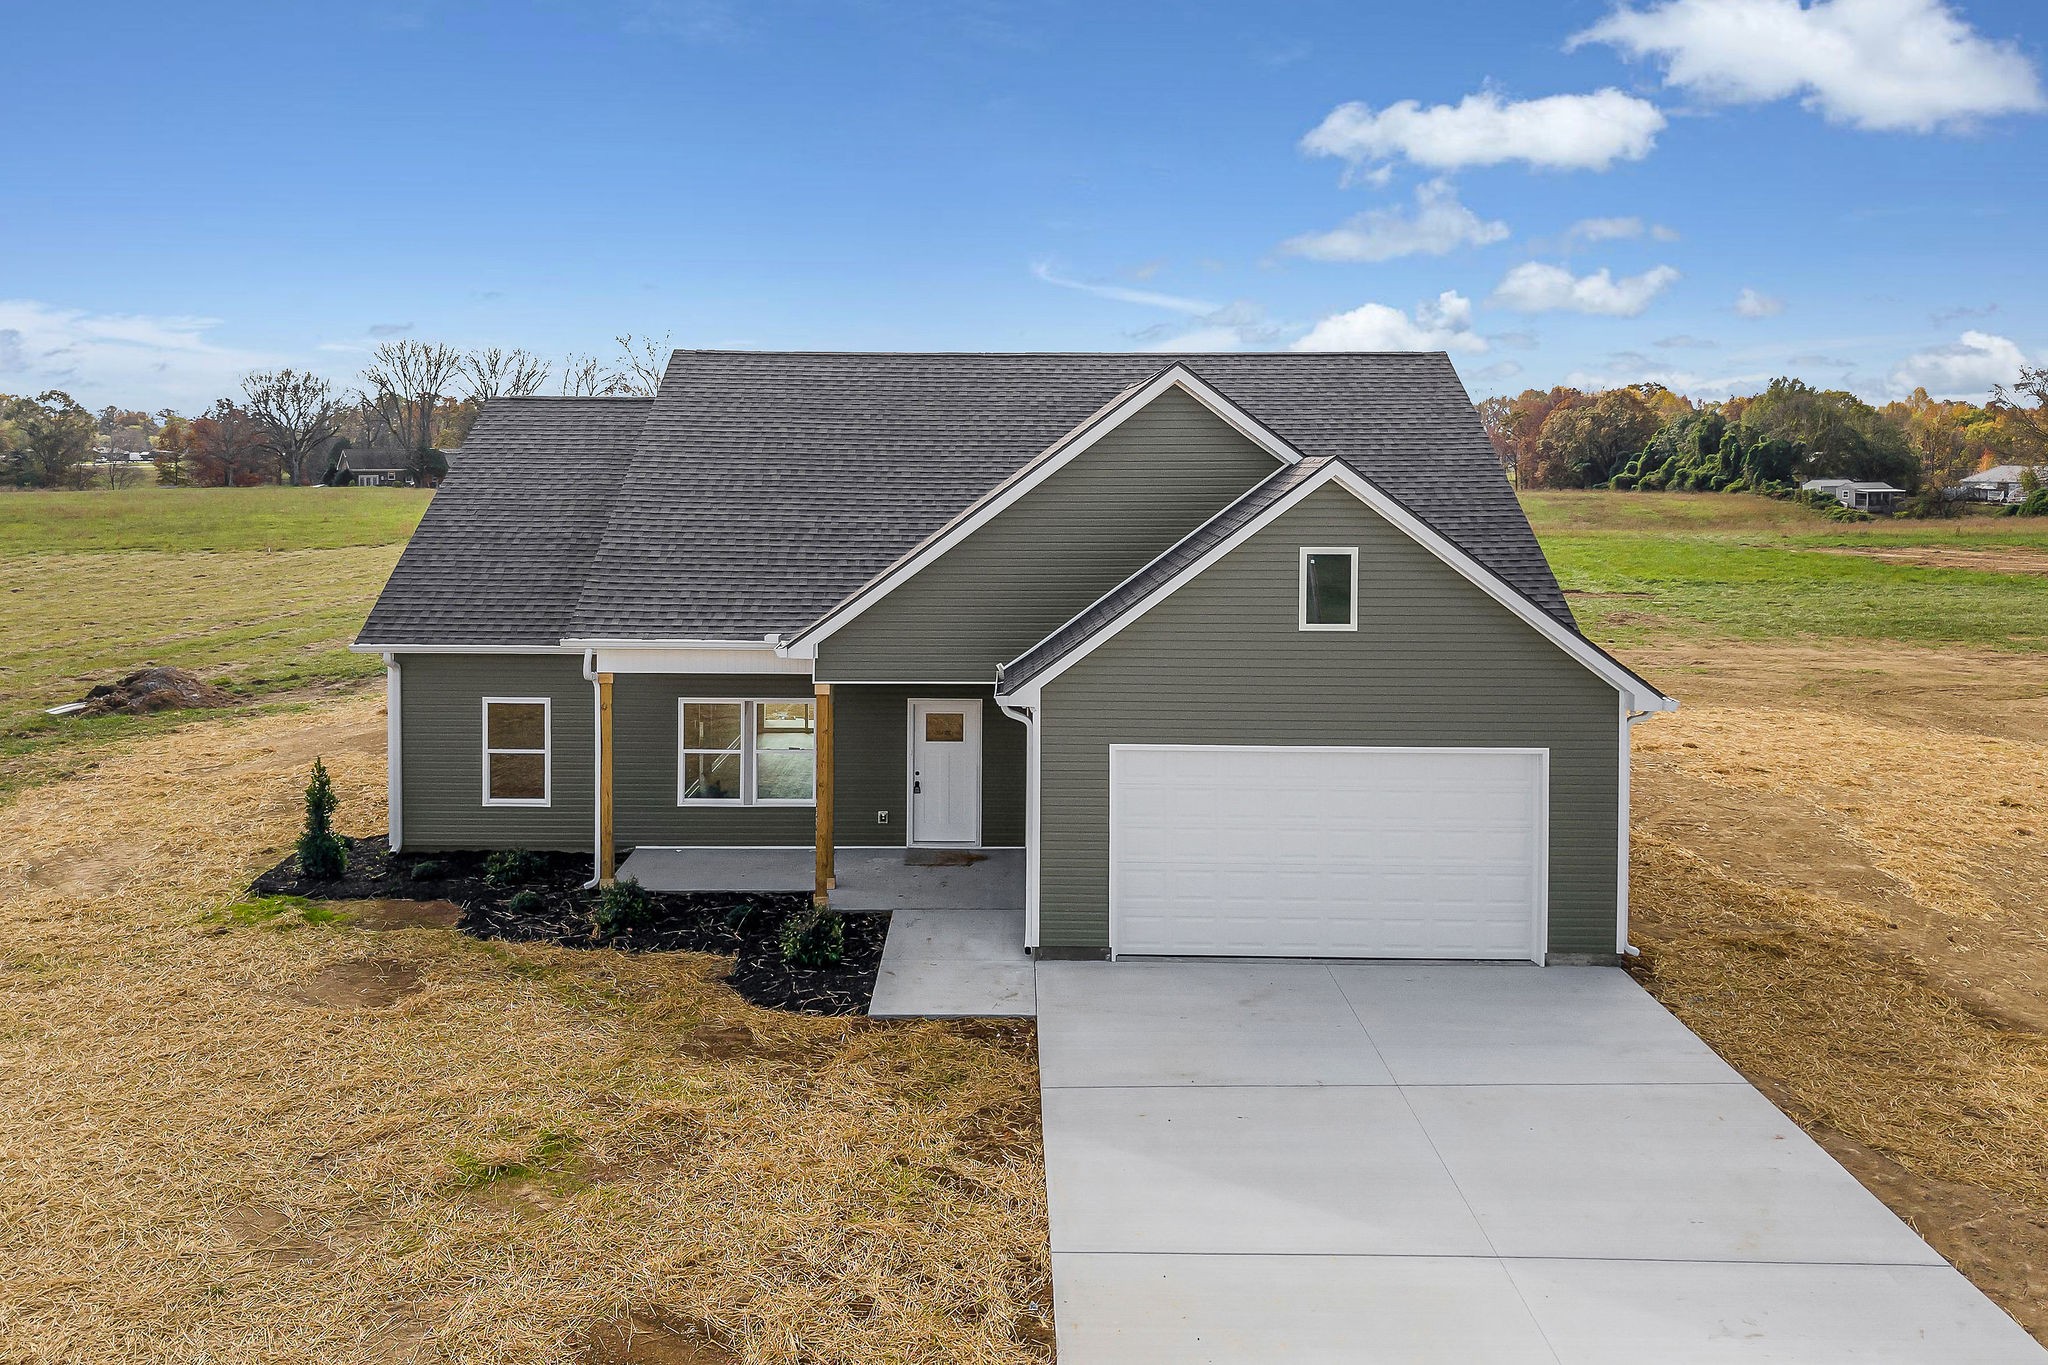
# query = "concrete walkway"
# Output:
<box><xmin>868</xmin><ymin>907</ymin><xmax>1035</xmax><ymax>1018</ymax></box>
<box><xmin>1035</xmin><ymin>959</ymin><xmax>2045</xmax><ymax>1364</ymax></box>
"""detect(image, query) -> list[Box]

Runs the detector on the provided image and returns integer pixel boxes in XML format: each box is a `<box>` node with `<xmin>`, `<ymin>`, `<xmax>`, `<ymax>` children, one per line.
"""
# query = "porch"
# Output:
<box><xmin>614</xmin><ymin>844</ymin><xmax>1026</xmax><ymax>913</ymax></box>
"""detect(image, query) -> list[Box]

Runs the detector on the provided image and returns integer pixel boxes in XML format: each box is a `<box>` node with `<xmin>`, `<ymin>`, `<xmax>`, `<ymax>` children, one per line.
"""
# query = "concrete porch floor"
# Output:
<box><xmin>614</xmin><ymin>845</ymin><xmax>1026</xmax><ymax>913</ymax></box>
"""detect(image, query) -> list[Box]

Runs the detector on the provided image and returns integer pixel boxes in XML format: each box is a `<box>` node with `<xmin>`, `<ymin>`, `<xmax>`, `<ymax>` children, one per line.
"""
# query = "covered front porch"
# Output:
<box><xmin>614</xmin><ymin>844</ymin><xmax>1025</xmax><ymax>913</ymax></box>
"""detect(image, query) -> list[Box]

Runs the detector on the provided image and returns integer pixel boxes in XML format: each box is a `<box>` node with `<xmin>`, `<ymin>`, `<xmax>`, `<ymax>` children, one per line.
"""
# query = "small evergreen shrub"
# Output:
<box><xmin>407</xmin><ymin>859</ymin><xmax>449</xmax><ymax>881</ymax></box>
<box><xmin>296</xmin><ymin>758</ymin><xmax>347</xmax><ymax>881</ymax></box>
<box><xmin>777</xmin><ymin>903</ymin><xmax>845</xmax><ymax>968</ymax></box>
<box><xmin>483</xmin><ymin>849</ymin><xmax>547</xmax><ymax>886</ymax></box>
<box><xmin>592</xmin><ymin>877</ymin><xmax>655</xmax><ymax>935</ymax></box>
<box><xmin>505</xmin><ymin>888</ymin><xmax>545</xmax><ymax>915</ymax></box>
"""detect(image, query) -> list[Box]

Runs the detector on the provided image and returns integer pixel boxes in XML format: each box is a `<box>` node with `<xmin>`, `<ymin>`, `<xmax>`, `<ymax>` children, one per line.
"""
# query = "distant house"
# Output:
<box><xmin>1956</xmin><ymin>465</ymin><xmax>2045</xmax><ymax>505</ymax></box>
<box><xmin>1801</xmin><ymin>477</ymin><xmax>1903</xmax><ymax>512</ymax></box>
<box><xmin>332</xmin><ymin>445</ymin><xmax>451</xmax><ymax>488</ymax></box>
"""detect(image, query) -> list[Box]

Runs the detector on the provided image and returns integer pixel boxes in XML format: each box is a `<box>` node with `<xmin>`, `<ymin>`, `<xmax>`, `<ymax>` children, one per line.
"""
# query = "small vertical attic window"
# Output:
<box><xmin>1299</xmin><ymin>547</ymin><xmax>1358</xmax><ymax>631</ymax></box>
<box><xmin>482</xmin><ymin>698</ymin><xmax>551</xmax><ymax>805</ymax></box>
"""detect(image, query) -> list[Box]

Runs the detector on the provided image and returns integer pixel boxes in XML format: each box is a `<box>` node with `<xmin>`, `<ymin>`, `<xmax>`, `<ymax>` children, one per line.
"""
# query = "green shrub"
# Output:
<box><xmin>295</xmin><ymin>758</ymin><xmax>347</xmax><ymax>881</ymax></box>
<box><xmin>592</xmin><ymin>877</ymin><xmax>655</xmax><ymax>935</ymax></box>
<box><xmin>483</xmin><ymin>849</ymin><xmax>547</xmax><ymax>886</ymax></box>
<box><xmin>407</xmin><ymin>859</ymin><xmax>449</xmax><ymax>881</ymax></box>
<box><xmin>777</xmin><ymin>902</ymin><xmax>845</xmax><ymax>968</ymax></box>
<box><xmin>2005</xmin><ymin>488</ymin><xmax>2048</xmax><ymax>517</ymax></box>
<box><xmin>505</xmin><ymin>888</ymin><xmax>545</xmax><ymax>915</ymax></box>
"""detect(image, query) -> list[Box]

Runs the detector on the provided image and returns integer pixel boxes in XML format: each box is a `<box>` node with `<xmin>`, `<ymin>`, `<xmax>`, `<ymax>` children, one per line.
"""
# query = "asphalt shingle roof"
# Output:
<box><xmin>358</xmin><ymin>396</ymin><xmax>652</xmax><ymax>646</ymax></box>
<box><xmin>562</xmin><ymin>350</ymin><xmax>1566</xmax><ymax>640</ymax></box>
<box><xmin>361</xmin><ymin>351</ymin><xmax>1571</xmax><ymax>647</ymax></box>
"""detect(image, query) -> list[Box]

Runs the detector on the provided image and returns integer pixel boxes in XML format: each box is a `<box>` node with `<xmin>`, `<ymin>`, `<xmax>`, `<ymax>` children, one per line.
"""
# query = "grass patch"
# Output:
<box><xmin>207</xmin><ymin>894</ymin><xmax>345</xmax><ymax>928</ymax></box>
<box><xmin>1524</xmin><ymin>491</ymin><xmax>2048</xmax><ymax>651</ymax></box>
<box><xmin>0</xmin><ymin>489</ymin><xmax>428</xmax><ymax>801</ymax></box>
<box><xmin>446</xmin><ymin>1128</ymin><xmax>584</xmax><ymax>1190</ymax></box>
<box><xmin>0</xmin><ymin>486</ymin><xmax>431</xmax><ymax>555</ymax></box>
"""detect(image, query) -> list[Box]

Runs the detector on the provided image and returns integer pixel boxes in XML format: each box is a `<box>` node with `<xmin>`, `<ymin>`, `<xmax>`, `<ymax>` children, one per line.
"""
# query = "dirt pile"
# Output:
<box><xmin>76</xmin><ymin>666</ymin><xmax>229</xmax><ymax>717</ymax></box>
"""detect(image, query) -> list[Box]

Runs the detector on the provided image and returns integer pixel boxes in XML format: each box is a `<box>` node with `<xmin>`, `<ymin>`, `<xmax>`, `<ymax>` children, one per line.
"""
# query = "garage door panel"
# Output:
<box><xmin>1110</xmin><ymin>746</ymin><xmax>1545</xmax><ymax>961</ymax></box>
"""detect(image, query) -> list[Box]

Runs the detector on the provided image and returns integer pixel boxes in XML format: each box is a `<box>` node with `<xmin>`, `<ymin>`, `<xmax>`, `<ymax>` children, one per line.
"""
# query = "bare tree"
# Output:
<box><xmin>361</xmin><ymin>340</ymin><xmax>463</xmax><ymax>454</ymax></box>
<box><xmin>612</xmin><ymin>332</ymin><xmax>671</xmax><ymax>396</ymax></box>
<box><xmin>1993</xmin><ymin>364</ymin><xmax>2048</xmax><ymax>467</ymax></box>
<box><xmin>243</xmin><ymin>368</ymin><xmax>346</xmax><ymax>485</ymax></box>
<box><xmin>560</xmin><ymin>353</ymin><xmax>621</xmax><ymax>397</ymax></box>
<box><xmin>461</xmin><ymin>347</ymin><xmax>551</xmax><ymax>402</ymax></box>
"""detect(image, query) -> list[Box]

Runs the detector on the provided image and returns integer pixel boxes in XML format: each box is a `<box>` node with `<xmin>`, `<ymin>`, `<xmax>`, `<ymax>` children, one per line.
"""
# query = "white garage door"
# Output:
<box><xmin>1109</xmin><ymin>745</ymin><xmax>1547</xmax><ymax>961</ymax></box>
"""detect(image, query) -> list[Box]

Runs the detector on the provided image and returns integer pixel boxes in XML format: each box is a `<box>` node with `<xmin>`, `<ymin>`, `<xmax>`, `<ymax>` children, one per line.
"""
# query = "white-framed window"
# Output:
<box><xmin>1299</xmin><ymin>546</ymin><xmax>1358</xmax><ymax>631</ymax></box>
<box><xmin>678</xmin><ymin>698</ymin><xmax>817</xmax><ymax>807</ymax></box>
<box><xmin>481</xmin><ymin>697</ymin><xmax>551</xmax><ymax>806</ymax></box>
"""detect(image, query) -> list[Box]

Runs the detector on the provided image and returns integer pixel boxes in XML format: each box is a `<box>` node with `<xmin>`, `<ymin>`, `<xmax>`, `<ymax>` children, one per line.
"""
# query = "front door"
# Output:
<box><xmin>909</xmin><ymin>699</ymin><xmax>982</xmax><ymax>846</ymax></box>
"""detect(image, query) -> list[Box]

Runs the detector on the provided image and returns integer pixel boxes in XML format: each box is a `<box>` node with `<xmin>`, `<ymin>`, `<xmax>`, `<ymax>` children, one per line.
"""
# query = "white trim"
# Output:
<box><xmin>623</xmin><ymin>843</ymin><xmax>1022</xmax><ymax>851</ymax></box>
<box><xmin>597</xmin><ymin>646</ymin><xmax>812</xmax><ymax>675</ymax></box>
<box><xmin>584</xmin><ymin>650</ymin><xmax>602</xmax><ymax>883</ymax></box>
<box><xmin>383</xmin><ymin>653</ymin><xmax>403</xmax><ymax>852</ymax></box>
<box><xmin>1298</xmin><ymin>545</ymin><xmax>1359</xmax><ymax>632</ymax></box>
<box><xmin>677</xmin><ymin>697</ymin><xmax>820</xmax><ymax>808</ymax></box>
<box><xmin>561</xmin><ymin>637</ymin><xmax>781</xmax><ymax>649</ymax></box>
<box><xmin>780</xmin><ymin>365</ymin><xmax>1302</xmax><ymax>659</ymax></box>
<box><xmin>906</xmin><ymin>697</ymin><xmax>984</xmax><ymax>847</ymax></box>
<box><xmin>354</xmin><ymin>643</ymin><xmax>574</xmax><ymax>655</ymax></box>
<box><xmin>1003</xmin><ymin>460</ymin><xmax>1674</xmax><ymax>714</ymax></box>
<box><xmin>481</xmin><ymin>696</ymin><xmax>552</xmax><ymax>807</ymax></box>
<box><xmin>1106</xmin><ymin>743</ymin><xmax>1550</xmax><ymax>966</ymax></box>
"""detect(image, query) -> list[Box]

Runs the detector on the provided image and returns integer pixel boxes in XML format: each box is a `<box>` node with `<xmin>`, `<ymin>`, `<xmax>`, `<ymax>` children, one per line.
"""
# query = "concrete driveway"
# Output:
<box><xmin>1036</xmin><ymin>960</ymin><xmax>2044</xmax><ymax>1364</ymax></box>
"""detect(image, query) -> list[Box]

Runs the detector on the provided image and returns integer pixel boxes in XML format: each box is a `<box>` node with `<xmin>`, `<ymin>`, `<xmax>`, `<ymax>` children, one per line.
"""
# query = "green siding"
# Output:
<box><xmin>1038</xmin><ymin>483</ymin><xmax>1621</xmax><ymax>958</ymax></box>
<box><xmin>398</xmin><ymin>653</ymin><xmax>594</xmax><ymax>851</ymax></box>
<box><xmin>395</xmin><ymin>661</ymin><xmax>1026</xmax><ymax>854</ymax></box>
<box><xmin>816</xmin><ymin>388</ymin><xmax>1283</xmax><ymax>683</ymax></box>
<box><xmin>610</xmin><ymin>678</ymin><xmax>1027</xmax><ymax>849</ymax></box>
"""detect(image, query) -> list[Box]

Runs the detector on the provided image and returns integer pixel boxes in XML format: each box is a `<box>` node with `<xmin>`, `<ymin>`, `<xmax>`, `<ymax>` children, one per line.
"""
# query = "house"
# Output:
<box><xmin>354</xmin><ymin>352</ymin><xmax>1674</xmax><ymax>965</ymax></box>
<box><xmin>332</xmin><ymin>444</ymin><xmax>451</xmax><ymax>487</ymax></box>
<box><xmin>1801</xmin><ymin>477</ymin><xmax>1903</xmax><ymax>511</ymax></box>
<box><xmin>1957</xmin><ymin>464</ymin><xmax>2045</xmax><ymax>504</ymax></box>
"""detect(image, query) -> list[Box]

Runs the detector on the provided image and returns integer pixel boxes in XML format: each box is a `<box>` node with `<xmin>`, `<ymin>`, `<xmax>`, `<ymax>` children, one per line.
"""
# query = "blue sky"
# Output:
<box><xmin>2</xmin><ymin>0</ymin><xmax>2042</xmax><ymax>413</ymax></box>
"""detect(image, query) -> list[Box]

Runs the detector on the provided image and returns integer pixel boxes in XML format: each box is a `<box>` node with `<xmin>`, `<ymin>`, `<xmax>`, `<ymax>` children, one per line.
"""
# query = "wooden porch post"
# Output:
<box><xmin>597</xmin><ymin>671</ymin><xmax>616</xmax><ymax>885</ymax></box>
<box><xmin>814</xmin><ymin>682</ymin><xmax>834</xmax><ymax>905</ymax></box>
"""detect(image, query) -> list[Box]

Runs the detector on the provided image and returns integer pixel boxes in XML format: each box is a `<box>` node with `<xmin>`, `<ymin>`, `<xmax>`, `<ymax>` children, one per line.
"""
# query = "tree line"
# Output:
<box><xmin>0</xmin><ymin>333</ymin><xmax>670</xmax><ymax>490</ymax></box>
<box><xmin>1479</xmin><ymin>368</ymin><xmax>2048</xmax><ymax>511</ymax></box>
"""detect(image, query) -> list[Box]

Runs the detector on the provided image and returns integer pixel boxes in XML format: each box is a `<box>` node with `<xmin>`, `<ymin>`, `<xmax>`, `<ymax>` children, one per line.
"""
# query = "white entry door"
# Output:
<box><xmin>909</xmin><ymin>699</ymin><xmax>982</xmax><ymax>846</ymax></box>
<box><xmin>1109</xmin><ymin>745</ymin><xmax>1547</xmax><ymax>962</ymax></box>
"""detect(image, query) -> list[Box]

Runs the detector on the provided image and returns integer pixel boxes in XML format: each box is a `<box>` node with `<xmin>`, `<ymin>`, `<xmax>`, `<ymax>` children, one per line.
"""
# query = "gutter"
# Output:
<box><xmin>582</xmin><ymin>649</ymin><xmax>601</xmax><ymax>890</ymax></box>
<box><xmin>383</xmin><ymin>652</ymin><xmax>403</xmax><ymax>853</ymax></box>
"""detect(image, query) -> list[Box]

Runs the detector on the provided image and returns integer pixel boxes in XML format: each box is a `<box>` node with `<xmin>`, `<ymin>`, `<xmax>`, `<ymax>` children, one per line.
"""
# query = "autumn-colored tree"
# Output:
<box><xmin>1744</xmin><ymin>378</ymin><xmax>1917</xmax><ymax>488</ymax></box>
<box><xmin>1478</xmin><ymin>387</ymin><xmax>1588</xmax><ymax>488</ymax></box>
<box><xmin>1883</xmin><ymin>389</ymin><xmax>1998</xmax><ymax>505</ymax></box>
<box><xmin>151</xmin><ymin>409</ymin><xmax>193</xmax><ymax>486</ymax></box>
<box><xmin>1536</xmin><ymin>387</ymin><xmax>1662</xmax><ymax>488</ymax></box>
<box><xmin>186</xmin><ymin>400</ymin><xmax>276</xmax><ymax>486</ymax></box>
<box><xmin>243</xmin><ymin>368</ymin><xmax>346</xmax><ymax>485</ymax></box>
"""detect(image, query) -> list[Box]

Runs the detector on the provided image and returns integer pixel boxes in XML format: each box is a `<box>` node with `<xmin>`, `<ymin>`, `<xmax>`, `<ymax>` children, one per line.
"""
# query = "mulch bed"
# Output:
<box><xmin>249</xmin><ymin>835</ymin><xmax>888</xmax><ymax>1016</ymax></box>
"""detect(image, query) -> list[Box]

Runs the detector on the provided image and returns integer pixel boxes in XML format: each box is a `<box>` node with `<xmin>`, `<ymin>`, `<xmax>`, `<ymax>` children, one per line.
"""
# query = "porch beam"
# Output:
<box><xmin>597</xmin><ymin>671</ymin><xmax>616</xmax><ymax>884</ymax></box>
<box><xmin>814</xmin><ymin>682</ymin><xmax>835</xmax><ymax>904</ymax></box>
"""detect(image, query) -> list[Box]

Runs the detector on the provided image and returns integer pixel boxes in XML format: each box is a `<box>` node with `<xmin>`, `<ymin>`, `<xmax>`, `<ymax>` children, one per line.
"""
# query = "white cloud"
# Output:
<box><xmin>1301</xmin><ymin>88</ymin><xmax>1666</xmax><ymax>173</ymax></box>
<box><xmin>0</xmin><ymin>299</ymin><xmax>278</xmax><ymax>411</ymax></box>
<box><xmin>1138</xmin><ymin>326</ymin><xmax>1253</xmax><ymax>353</ymax></box>
<box><xmin>1280</xmin><ymin>179</ymin><xmax>1510</xmax><ymax>263</ymax></box>
<box><xmin>1491</xmin><ymin>262</ymin><xmax>1681</xmax><ymax>316</ymax></box>
<box><xmin>1563</xmin><ymin>365</ymin><xmax>1779</xmax><ymax>399</ymax></box>
<box><xmin>1572</xmin><ymin>0</ymin><xmax>2046</xmax><ymax>132</ymax></box>
<box><xmin>1890</xmin><ymin>330</ymin><xmax>2030</xmax><ymax>398</ymax></box>
<box><xmin>1734</xmin><ymin>286</ymin><xmax>1784</xmax><ymax>317</ymax></box>
<box><xmin>1560</xmin><ymin>216</ymin><xmax>1683</xmax><ymax>247</ymax></box>
<box><xmin>1030</xmin><ymin>261</ymin><xmax>1218</xmax><ymax>315</ymax></box>
<box><xmin>1291</xmin><ymin>291</ymin><xmax>1489</xmax><ymax>354</ymax></box>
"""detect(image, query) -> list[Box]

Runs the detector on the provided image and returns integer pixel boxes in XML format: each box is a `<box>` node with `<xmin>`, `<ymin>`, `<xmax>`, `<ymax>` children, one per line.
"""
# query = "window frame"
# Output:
<box><xmin>480</xmin><ymin>696</ymin><xmax>552</xmax><ymax>807</ymax></box>
<box><xmin>676</xmin><ymin>697</ymin><xmax>818</xmax><ymax>808</ymax></box>
<box><xmin>1298</xmin><ymin>545</ymin><xmax>1359</xmax><ymax>632</ymax></box>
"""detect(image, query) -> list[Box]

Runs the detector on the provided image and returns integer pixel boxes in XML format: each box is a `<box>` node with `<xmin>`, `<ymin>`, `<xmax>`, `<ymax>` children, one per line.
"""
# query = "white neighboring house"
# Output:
<box><xmin>1956</xmin><ymin>465</ymin><xmax>2045</xmax><ymax>505</ymax></box>
<box><xmin>1801</xmin><ymin>477</ymin><xmax>1904</xmax><ymax>511</ymax></box>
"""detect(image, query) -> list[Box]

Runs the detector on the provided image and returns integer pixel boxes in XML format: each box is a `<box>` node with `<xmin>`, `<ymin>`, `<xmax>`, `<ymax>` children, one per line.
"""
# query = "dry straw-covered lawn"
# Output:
<box><xmin>0</xmin><ymin>694</ymin><xmax>1051</xmax><ymax>1365</ymax></box>
<box><xmin>1624</xmin><ymin>643</ymin><xmax>2048</xmax><ymax>1342</ymax></box>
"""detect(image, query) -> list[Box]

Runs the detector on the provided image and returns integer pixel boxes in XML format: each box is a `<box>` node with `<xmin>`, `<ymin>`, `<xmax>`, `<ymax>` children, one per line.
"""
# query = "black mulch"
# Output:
<box><xmin>249</xmin><ymin>835</ymin><xmax>888</xmax><ymax>1016</ymax></box>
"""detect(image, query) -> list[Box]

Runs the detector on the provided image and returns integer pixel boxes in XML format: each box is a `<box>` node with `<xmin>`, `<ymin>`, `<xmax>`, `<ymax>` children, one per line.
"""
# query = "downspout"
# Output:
<box><xmin>383</xmin><ymin>652</ymin><xmax>402</xmax><ymax>853</ymax></box>
<box><xmin>583</xmin><ymin>649</ymin><xmax>601</xmax><ymax>889</ymax></box>
<box><xmin>1618</xmin><ymin>705</ymin><xmax>1657</xmax><ymax>958</ymax></box>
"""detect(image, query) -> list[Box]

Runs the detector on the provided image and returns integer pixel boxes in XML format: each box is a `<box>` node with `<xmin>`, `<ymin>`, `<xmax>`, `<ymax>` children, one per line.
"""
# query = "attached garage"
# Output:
<box><xmin>1109</xmin><ymin>745</ymin><xmax>1547</xmax><ymax>962</ymax></box>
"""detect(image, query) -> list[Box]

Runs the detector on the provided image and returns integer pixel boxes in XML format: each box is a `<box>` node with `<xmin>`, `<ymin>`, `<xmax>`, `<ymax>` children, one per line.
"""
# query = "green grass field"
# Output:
<box><xmin>1524</xmin><ymin>491</ymin><xmax>2048</xmax><ymax>651</ymax></box>
<box><xmin>0</xmin><ymin>488</ymin><xmax>430</xmax><ymax>797</ymax></box>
